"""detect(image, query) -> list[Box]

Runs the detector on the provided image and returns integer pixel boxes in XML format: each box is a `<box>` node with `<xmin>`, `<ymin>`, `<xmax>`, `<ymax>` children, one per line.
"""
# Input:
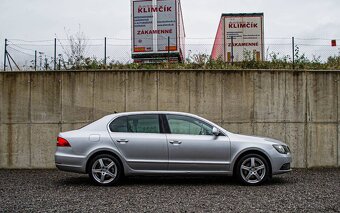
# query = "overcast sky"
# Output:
<box><xmin>1</xmin><ymin>0</ymin><xmax>340</xmax><ymax>68</ymax></box>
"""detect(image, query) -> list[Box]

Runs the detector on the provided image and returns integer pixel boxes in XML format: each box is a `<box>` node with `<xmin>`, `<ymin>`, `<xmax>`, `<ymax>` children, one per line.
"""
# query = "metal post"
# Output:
<box><xmin>54</xmin><ymin>38</ymin><xmax>57</xmax><ymax>70</ymax></box>
<box><xmin>34</xmin><ymin>50</ymin><xmax>37</xmax><ymax>71</ymax></box>
<box><xmin>231</xmin><ymin>36</ymin><xmax>234</xmax><ymax>65</ymax></box>
<box><xmin>292</xmin><ymin>37</ymin><xmax>295</xmax><ymax>69</ymax></box>
<box><xmin>168</xmin><ymin>36</ymin><xmax>170</xmax><ymax>63</ymax></box>
<box><xmin>223</xmin><ymin>18</ymin><xmax>226</xmax><ymax>63</ymax></box>
<box><xmin>4</xmin><ymin>39</ymin><xmax>7</xmax><ymax>71</ymax></box>
<box><xmin>104</xmin><ymin>37</ymin><xmax>107</xmax><ymax>66</ymax></box>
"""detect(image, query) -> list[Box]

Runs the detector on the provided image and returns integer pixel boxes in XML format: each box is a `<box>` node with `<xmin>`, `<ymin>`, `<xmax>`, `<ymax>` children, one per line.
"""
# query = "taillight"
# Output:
<box><xmin>57</xmin><ymin>137</ymin><xmax>71</xmax><ymax>147</ymax></box>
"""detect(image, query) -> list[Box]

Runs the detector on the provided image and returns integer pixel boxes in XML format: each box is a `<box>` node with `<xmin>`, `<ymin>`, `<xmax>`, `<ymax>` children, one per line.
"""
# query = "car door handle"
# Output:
<box><xmin>116</xmin><ymin>139</ymin><xmax>129</xmax><ymax>143</ymax></box>
<box><xmin>169</xmin><ymin>140</ymin><xmax>182</xmax><ymax>145</ymax></box>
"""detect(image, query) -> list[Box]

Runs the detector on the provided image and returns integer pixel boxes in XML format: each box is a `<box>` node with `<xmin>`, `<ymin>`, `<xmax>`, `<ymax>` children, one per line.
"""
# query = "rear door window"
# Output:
<box><xmin>109</xmin><ymin>114</ymin><xmax>160</xmax><ymax>134</ymax></box>
<box><xmin>109</xmin><ymin>116</ymin><xmax>128</xmax><ymax>132</ymax></box>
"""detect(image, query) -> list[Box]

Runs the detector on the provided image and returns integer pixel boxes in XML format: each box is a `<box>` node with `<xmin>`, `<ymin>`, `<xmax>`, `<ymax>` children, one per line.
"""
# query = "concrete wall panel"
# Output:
<box><xmin>254</xmin><ymin>71</ymin><xmax>286</xmax><ymax>122</ymax></box>
<box><xmin>222</xmin><ymin>71</ymin><xmax>254</xmax><ymax>122</ymax></box>
<box><xmin>125</xmin><ymin>71</ymin><xmax>158</xmax><ymax>111</ymax></box>
<box><xmin>222</xmin><ymin>123</ymin><xmax>253</xmax><ymax>136</ymax></box>
<box><xmin>0</xmin><ymin>124</ymin><xmax>30</xmax><ymax>168</ymax></box>
<box><xmin>62</xmin><ymin>72</ymin><xmax>94</xmax><ymax>123</ymax></box>
<box><xmin>189</xmin><ymin>71</ymin><xmax>222</xmax><ymax>123</ymax></box>
<box><xmin>285</xmin><ymin>123</ymin><xmax>306</xmax><ymax>168</ymax></box>
<box><xmin>338</xmin><ymin>73</ymin><xmax>340</xmax><ymax>167</ymax></box>
<box><xmin>30</xmin><ymin>124</ymin><xmax>59</xmax><ymax>168</ymax></box>
<box><xmin>285</xmin><ymin>71</ymin><xmax>306</xmax><ymax>122</ymax></box>
<box><xmin>338</xmin><ymin>73</ymin><xmax>340</xmax><ymax>123</ymax></box>
<box><xmin>31</xmin><ymin>73</ymin><xmax>61</xmax><ymax>123</ymax></box>
<box><xmin>61</xmin><ymin>123</ymin><xmax>88</xmax><ymax>132</ymax></box>
<box><xmin>254</xmin><ymin>123</ymin><xmax>286</xmax><ymax>142</ymax></box>
<box><xmin>158</xmin><ymin>71</ymin><xmax>190</xmax><ymax>112</ymax></box>
<box><xmin>0</xmin><ymin>74</ymin><xmax>3</xmax><ymax>123</ymax></box>
<box><xmin>307</xmin><ymin>124</ymin><xmax>337</xmax><ymax>167</ymax></box>
<box><xmin>338</xmin><ymin>124</ymin><xmax>340</xmax><ymax>167</ymax></box>
<box><xmin>0</xmin><ymin>125</ymin><xmax>4</xmax><ymax>167</ymax></box>
<box><xmin>1</xmin><ymin>73</ymin><xmax>30</xmax><ymax>123</ymax></box>
<box><xmin>93</xmin><ymin>72</ymin><xmax>126</xmax><ymax>119</ymax></box>
<box><xmin>307</xmin><ymin>72</ymin><xmax>337</xmax><ymax>122</ymax></box>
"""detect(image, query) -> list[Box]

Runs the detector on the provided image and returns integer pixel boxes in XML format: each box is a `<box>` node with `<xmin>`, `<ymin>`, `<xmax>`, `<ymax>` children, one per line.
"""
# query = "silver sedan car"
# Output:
<box><xmin>55</xmin><ymin>111</ymin><xmax>292</xmax><ymax>186</ymax></box>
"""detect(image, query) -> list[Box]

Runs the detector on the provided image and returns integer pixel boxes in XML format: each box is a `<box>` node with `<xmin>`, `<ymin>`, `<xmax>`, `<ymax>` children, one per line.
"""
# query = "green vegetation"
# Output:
<box><xmin>37</xmin><ymin>51</ymin><xmax>340</xmax><ymax>71</ymax></box>
<box><xmin>60</xmin><ymin>45</ymin><xmax>340</xmax><ymax>70</ymax></box>
<box><xmin>56</xmin><ymin>52</ymin><xmax>339</xmax><ymax>70</ymax></box>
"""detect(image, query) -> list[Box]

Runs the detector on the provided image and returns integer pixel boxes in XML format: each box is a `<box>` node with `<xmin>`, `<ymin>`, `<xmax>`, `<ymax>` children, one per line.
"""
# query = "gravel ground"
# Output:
<box><xmin>0</xmin><ymin>169</ymin><xmax>339</xmax><ymax>212</ymax></box>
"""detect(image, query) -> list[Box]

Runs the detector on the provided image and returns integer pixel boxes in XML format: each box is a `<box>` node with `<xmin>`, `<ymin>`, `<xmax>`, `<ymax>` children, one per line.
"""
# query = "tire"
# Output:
<box><xmin>235</xmin><ymin>153</ymin><xmax>270</xmax><ymax>186</ymax></box>
<box><xmin>88</xmin><ymin>154</ymin><xmax>122</xmax><ymax>186</ymax></box>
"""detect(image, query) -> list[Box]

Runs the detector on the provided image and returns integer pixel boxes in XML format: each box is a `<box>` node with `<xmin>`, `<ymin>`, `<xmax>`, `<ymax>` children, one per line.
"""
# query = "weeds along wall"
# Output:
<box><xmin>0</xmin><ymin>70</ymin><xmax>339</xmax><ymax>169</ymax></box>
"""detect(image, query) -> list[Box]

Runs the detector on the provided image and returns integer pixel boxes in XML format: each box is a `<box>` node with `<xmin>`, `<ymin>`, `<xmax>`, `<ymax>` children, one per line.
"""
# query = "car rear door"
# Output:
<box><xmin>164</xmin><ymin>114</ymin><xmax>231</xmax><ymax>172</ymax></box>
<box><xmin>108</xmin><ymin>114</ymin><xmax>168</xmax><ymax>171</ymax></box>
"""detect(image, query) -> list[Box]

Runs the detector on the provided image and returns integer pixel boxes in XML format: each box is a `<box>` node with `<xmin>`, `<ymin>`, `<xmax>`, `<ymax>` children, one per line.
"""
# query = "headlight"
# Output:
<box><xmin>273</xmin><ymin>144</ymin><xmax>290</xmax><ymax>154</ymax></box>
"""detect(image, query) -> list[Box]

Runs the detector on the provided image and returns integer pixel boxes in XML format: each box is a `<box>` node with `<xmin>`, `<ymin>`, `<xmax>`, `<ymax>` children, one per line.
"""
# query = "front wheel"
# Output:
<box><xmin>235</xmin><ymin>154</ymin><xmax>270</xmax><ymax>186</ymax></box>
<box><xmin>88</xmin><ymin>154</ymin><xmax>122</xmax><ymax>186</ymax></box>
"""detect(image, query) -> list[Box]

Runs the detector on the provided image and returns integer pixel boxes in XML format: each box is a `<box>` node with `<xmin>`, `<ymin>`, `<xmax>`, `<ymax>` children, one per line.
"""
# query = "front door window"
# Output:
<box><xmin>166</xmin><ymin>114</ymin><xmax>213</xmax><ymax>135</ymax></box>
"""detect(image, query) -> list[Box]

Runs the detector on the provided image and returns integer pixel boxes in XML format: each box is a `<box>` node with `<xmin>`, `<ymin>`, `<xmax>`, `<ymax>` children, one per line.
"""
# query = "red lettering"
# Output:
<box><xmin>137</xmin><ymin>5</ymin><xmax>172</xmax><ymax>13</ymax></box>
<box><xmin>228</xmin><ymin>22</ymin><xmax>259</xmax><ymax>29</ymax></box>
<box><xmin>228</xmin><ymin>42</ymin><xmax>259</xmax><ymax>47</ymax></box>
<box><xmin>137</xmin><ymin>29</ymin><xmax>173</xmax><ymax>35</ymax></box>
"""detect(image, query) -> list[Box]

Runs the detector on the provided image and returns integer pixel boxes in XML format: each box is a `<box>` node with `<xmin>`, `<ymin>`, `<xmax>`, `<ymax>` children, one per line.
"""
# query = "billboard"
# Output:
<box><xmin>211</xmin><ymin>13</ymin><xmax>264</xmax><ymax>62</ymax></box>
<box><xmin>131</xmin><ymin>0</ymin><xmax>185</xmax><ymax>62</ymax></box>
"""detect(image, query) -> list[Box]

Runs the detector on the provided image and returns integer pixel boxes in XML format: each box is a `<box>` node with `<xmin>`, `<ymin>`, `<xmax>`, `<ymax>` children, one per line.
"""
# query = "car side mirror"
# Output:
<box><xmin>212</xmin><ymin>127</ymin><xmax>220</xmax><ymax>136</ymax></box>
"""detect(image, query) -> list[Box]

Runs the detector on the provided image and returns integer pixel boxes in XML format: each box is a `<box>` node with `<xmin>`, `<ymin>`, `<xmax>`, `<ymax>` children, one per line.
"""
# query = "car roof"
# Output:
<box><xmin>80</xmin><ymin>111</ymin><xmax>203</xmax><ymax>131</ymax></box>
<box><xmin>109</xmin><ymin>111</ymin><xmax>197</xmax><ymax>117</ymax></box>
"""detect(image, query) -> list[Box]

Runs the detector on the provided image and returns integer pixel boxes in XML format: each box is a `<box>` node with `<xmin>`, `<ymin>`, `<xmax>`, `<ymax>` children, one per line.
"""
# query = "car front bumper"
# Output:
<box><xmin>271</xmin><ymin>153</ymin><xmax>293</xmax><ymax>175</ymax></box>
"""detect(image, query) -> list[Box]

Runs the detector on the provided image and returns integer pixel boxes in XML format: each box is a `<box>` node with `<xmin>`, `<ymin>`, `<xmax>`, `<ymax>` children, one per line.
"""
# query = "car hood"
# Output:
<box><xmin>228</xmin><ymin>133</ymin><xmax>287</xmax><ymax>146</ymax></box>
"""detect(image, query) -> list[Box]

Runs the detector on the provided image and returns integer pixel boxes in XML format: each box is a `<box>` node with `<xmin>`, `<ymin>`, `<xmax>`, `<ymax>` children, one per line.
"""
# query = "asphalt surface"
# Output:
<box><xmin>0</xmin><ymin>169</ymin><xmax>339</xmax><ymax>213</ymax></box>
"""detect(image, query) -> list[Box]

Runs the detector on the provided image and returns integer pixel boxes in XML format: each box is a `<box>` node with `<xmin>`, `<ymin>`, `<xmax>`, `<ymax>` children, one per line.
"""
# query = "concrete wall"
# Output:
<box><xmin>0</xmin><ymin>70</ymin><xmax>339</xmax><ymax>169</ymax></box>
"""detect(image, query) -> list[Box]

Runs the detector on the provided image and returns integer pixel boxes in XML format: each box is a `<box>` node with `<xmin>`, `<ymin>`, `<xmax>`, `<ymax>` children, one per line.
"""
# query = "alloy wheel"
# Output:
<box><xmin>240</xmin><ymin>157</ymin><xmax>266</xmax><ymax>184</ymax></box>
<box><xmin>91</xmin><ymin>158</ymin><xmax>118</xmax><ymax>184</ymax></box>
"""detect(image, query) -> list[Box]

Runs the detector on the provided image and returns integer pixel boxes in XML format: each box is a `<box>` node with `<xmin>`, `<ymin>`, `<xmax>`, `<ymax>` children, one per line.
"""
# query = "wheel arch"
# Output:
<box><xmin>231</xmin><ymin>149</ymin><xmax>272</xmax><ymax>176</ymax></box>
<box><xmin>85</xmin><ymin>149</ymin><xmax>125</xmax><ymax>174</ymax></box>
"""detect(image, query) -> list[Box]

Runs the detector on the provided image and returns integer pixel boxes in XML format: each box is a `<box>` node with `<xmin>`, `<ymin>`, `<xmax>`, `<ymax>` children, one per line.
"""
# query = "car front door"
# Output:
<box><xmin>108</xmin><ymin>114</ymin><xmax>168</xmax><ymax>171</ymax></box>
<box><xmin>165</xmin><ymin>114</ymin><xmax>231</xmax><ymax>172</ymax></box>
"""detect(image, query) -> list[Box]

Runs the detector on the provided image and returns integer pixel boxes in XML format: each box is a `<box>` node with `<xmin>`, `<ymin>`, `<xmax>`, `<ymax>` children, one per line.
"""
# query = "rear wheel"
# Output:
<box><xmin>88</xmin><ymin>154</ymin><xmax>122</xmax><ymax>186</ymax></box>
<box><xmin>235</xmin><ymin>154</ymin><xmax>269</xmax><ymax>186</ymax></box>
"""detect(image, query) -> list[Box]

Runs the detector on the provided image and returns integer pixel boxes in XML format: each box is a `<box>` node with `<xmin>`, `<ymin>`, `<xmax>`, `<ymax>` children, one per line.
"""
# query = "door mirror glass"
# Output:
<box><xmin>212</xmin><ymin>127</ymin><xmax>220</xmax><ymax>136</ymax></box>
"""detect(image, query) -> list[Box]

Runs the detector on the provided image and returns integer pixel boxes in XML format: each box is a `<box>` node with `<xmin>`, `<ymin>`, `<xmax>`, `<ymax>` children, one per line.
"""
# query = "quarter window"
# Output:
<box><xmin>166</xmin><ymin>114</ymin><xmax>213</xmax><ymax>135</ymax></box>
<box><xmin>109</xmin><ymin>114</ymin><xmax>160</xmax><ymax>134</ymax></box>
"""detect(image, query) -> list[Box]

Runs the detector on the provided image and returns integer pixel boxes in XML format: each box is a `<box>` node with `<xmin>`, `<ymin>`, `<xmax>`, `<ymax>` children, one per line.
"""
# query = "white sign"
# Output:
<box><xmin>132</xmin><ymin>0</ymin><xmax>177</xmax><ymax>54</ymax></box>
<box><xmin>224</xmin><ymin>15</ymin><xmax>264</xmax><ymax>61</ymax></box>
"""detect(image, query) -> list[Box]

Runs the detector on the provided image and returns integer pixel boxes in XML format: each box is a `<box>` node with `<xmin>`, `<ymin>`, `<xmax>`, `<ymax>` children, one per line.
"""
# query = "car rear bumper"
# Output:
<box><xmin>55</xmin><ymin>149</ymin><xmax>87</xmax><ymax>174</ymax></box>
<box><xmin>55</xmin><ymin>164</ymin><xmax>85</xmax><ymax>174</ymax></box>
